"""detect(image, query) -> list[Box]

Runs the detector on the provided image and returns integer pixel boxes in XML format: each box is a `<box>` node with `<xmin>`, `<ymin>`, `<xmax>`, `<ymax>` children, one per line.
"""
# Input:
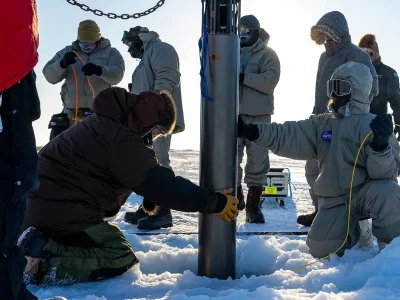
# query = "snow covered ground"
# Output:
<box><xmin>30</xmin><ymin>151</ymin><xmax>400</xmax><ymax>300</ymax></box>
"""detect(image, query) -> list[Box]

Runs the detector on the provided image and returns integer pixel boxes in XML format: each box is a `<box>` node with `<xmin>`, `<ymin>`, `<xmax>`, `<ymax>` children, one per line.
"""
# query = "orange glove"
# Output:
<box><xmin>216</xmin><ymin>188</ymin><xmax>239</xmax><ymax>222</ymax></box>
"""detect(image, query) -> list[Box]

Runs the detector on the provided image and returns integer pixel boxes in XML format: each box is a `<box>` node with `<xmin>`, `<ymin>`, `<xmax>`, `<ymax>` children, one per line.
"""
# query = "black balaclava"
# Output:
<box><xmin>128</xmin><ymin>41</ymin><xmax>144</xmax><ymax>59</ymax></box>
<box><xmin>124</xmin><ymin>26</ymin><xmax>144</xmax><ymax>58</ymax></box>
<box><xmin>325</xmin><ymin>39</ymin><xmax>339</xmax><ymax>57</ymax></box>
<box><xmin>331</xmin><ymin>92</ymin><xmax>351</xmax><ymax>113</ymax></box>
<box><xmin>240</xmin><ymin>15</ymin><xmax>260</xmax><ymax>47</ymax></box>
<box><xmin>240</xmin><ymin>29</ymin><xmax>260</xmax><ymax>47</ymax></box>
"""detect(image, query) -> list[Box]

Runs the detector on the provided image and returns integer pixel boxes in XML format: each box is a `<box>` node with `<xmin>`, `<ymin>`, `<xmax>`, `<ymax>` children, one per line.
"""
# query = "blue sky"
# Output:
<box><xmin>34</xmin><ymin>0</ymin><xmax>400</xmax><ymax>149</ymax></box>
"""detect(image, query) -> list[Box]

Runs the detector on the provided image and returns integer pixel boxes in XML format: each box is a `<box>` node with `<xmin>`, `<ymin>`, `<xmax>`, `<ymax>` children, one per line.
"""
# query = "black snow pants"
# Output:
<box><xmin>0</xmin><ymin>71</ymin><xmax>41</xmax><ymax>300</ymax></box>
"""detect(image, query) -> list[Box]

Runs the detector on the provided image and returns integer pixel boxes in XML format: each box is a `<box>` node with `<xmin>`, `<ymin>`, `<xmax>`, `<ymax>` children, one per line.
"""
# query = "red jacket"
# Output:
<box><xmin>0</xmin><ymin>0</ymin><xmax>39</xmax><ymax>92</ymax></box>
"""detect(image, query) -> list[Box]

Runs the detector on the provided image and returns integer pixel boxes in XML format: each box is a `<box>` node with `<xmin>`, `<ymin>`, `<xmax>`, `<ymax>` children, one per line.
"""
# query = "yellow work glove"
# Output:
<box><xmin>216</xmin><ymin>188</ymin><xmax>239</xmax><ymax>222</ymax></box>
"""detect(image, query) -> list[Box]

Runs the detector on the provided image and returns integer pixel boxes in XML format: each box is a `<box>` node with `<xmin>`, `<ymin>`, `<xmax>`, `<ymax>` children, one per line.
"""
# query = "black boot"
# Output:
<box><xmin>18</xmin><ymin>227</ymin><xmax>52</xmax><ymax>285</ymax></box>
<box><xmin>124</xmin><ymin>205</ymin><xmax>148</xmax><ymax>225</ymax></box>
<box><xmin>137</xmin><ymin>207</ymin><xmax>173</xmax><ymax>230</ymax></box>
<box><xmin>237</xmin><ymin>185</ymin><xmax>245</xmax><ymax>211</ymax></box>
<box><xmin>245</xmin><ymin>186</ymin><xmax>265</xmax><ymax>224</ymax></box>
<box><xmin>297</xmin><ymin>210</ymin><xmax>318</xmax><ymax>227</ymax></box>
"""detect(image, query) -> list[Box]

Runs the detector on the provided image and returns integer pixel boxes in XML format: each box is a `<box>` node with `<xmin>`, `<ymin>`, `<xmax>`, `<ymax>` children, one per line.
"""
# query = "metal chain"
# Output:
<box><xmin>65</xmin><ymin>0</ymin><xmax>166</xmax><ymax>20</ymax></box>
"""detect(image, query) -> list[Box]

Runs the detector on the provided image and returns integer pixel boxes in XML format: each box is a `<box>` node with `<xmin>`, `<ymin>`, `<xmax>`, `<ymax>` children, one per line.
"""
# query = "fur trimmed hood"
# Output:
<box><xmin>311</xmin><ymin>11</ymin><xmax>350</xmax><ymax>45</ymax></box>
<box><xmin>359</xmin><ymin>34</ymin><xmax>379</xmax><ymax>52</ymax></box>
<box><xmin>359</xmin><ymin>34</ymin><xmax>381</xmax><ymax>63</ymax></box>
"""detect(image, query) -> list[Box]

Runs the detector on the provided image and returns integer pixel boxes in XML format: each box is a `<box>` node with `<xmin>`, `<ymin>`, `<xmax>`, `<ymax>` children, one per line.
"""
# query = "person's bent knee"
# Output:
<box><xmin>368</xmin><ymin>179</ymin><xmax>400</xmax><ymax>197</ymax></box>
<box><xmin>306</xmin><ymin>236</ymin><xmax>345</xmax><ymax>259</ymax></box>
<box><xmin>88</xmin><ymin>249</ymin><xmax>138</xmax><ymax>282</ymax></box>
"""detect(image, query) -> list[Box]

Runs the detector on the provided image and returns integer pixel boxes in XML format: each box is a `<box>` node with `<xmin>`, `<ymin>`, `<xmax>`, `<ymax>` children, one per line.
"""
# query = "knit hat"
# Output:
<box><xmin>128</xmin><ymin>91</ymin><xmax>176</xmax><ymax>135</ymax></box>
<box><xmin>77</xmin><ymin>20</ymin><xmax>101</xmax><ymax>42</ymax></box>
<box><xmin>125</xmin><ymin>26</ymin><xmax>142</xmax><ymax>42</ymax></box>
<box><xmin>240</xmin><ymin>15</ymin><xmax>260</xmax><ymax>30</ymax></box>
<box><xmin>124</xmin><ymin>26</ymin><xmax>150</xmax><ymax>42</ymax></box>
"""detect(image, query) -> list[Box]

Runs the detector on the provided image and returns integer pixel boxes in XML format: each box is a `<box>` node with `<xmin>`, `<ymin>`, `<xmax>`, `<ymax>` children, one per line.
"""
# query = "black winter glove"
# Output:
<box><xmin>370</xmin><ymin>114</ymin><xmax>394</xmax><ymax>152</ymax></box>
<box><xmin>128</xmin><ymin>83</ymin><xmax>132</xmax><ymax>91</ymax></box>
<box><xmin>238</xmin><ymin>115</ymin><xmax>259</xmax><ymax>141</ymax></box>
<box><xmin>60</xmin><ymin>52</ymin><xmax>77</xmax><ymax>69</ymax></box>
<box><xmin>239</xmin><ymin>73</ymin><xmax>245</xmax><ymax>84</ymax></box>
<box><xmin>82</xmin><ymin>63</ymin><xmax>102</xmax><ymax>76</ymax></box>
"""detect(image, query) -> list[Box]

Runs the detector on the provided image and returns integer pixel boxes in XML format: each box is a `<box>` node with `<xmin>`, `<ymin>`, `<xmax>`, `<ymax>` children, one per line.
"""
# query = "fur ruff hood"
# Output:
<box><xmin>311</xmin><ymin>11</ymin><xmax>351</xmax><ymax>45</ymax></box>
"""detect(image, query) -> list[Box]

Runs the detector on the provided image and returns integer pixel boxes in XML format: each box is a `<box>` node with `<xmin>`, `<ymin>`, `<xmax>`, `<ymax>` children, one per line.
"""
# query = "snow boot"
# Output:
<box><xmin>297</xmin><ymin>210</ymin><xmax>318</xmax><ymax>227</ymax></box>
<box><xmin>237</xmin><ymin>185</ymin><xmax>245</xmax><ymax>211</ymax></box>
<box><xmin>245</xmin><ymin>186</ymin><xmax>265</xmax><ymax>224</ymax></box>
<box><xmin>137</xmin><ymin>207</ymin><xmax>173</xmax><ymax>230</ymax></box>
<box><xmin>356</xmin><ymin>219</ymin><xmax>373</xmax><ymax>248</ymax></box>
<box><xmin>124</xmin><ymin>205</ymin><xmax>148</xmax><ymax>225</ymax></box>
<box><xmin>18</xmin><ymin>227</ymin><xmax>55</xmax><ymax>285</ymax></box>
<box><xmin>378</xmin><ymin>240</ymin><xmax>387</xmax><ymax>252</ymax></box>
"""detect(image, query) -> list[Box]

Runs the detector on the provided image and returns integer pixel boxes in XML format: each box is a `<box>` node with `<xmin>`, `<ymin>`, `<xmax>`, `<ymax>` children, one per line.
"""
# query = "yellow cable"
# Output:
<box><xmin>291</xmin><ymin>123</ymin><xmax>400</xmax><ymax>272</ymax></box>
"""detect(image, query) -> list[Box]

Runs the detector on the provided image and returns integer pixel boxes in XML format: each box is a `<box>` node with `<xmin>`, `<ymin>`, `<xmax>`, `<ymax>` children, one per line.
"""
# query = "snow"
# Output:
<box><xmin>29</xmin><ymin>151</ymin><xmax>400</xmax><ymax>300</ymax></box>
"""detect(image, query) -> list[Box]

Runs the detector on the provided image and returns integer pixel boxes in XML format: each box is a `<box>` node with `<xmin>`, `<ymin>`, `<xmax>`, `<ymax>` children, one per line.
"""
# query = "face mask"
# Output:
<box><xmin>324</xmin><ymin>40</ymin><xmax>339</xmax><ymax>57</ymax></box>
<box><xmin>331</xmin><ymin>92</ymin><xmax>351</xmax><ymax>113</ymax></box>
<box><xmin>128</xmin><ymin>41</ymin><xmax>144</xmax><ymax>58</ymax></box>
<box><xmin>240</xmin><ymin>29</ymin><xmax>259</xmax><ymax>47</ymax></box>
<box><xmin>79</xmin><ymin>42</ymin><xmax>97</xmax><ymax>54</ymax></box>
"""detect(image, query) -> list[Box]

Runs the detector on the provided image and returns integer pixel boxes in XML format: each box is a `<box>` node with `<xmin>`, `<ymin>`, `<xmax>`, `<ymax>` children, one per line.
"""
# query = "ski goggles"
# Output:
<box><xmin>327</xmin><ymin>79</ymin><xmax>351</xmax><ymax>98</ymax></box>
<box><xmin>121</xmin><ymin>31</ymin><xmax>130</xmax><ymax>44</ymax></box>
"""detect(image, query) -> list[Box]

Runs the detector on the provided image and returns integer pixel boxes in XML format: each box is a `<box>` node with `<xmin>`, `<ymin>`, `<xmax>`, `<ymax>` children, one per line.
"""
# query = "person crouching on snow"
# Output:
<box><xmin>18</xmin><ymin>87</ymin><xmax>239</xmax><ymax>286</ymax></box>
<box><xmin>238</xmin><ymin>61</ymin><xmax>400</xmax><ymax>258</ymax></box>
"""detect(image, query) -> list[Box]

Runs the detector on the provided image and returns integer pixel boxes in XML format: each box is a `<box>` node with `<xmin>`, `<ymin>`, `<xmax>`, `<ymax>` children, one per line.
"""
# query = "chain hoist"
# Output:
<box><xmin>65</xmin><ymin>0</ymin><xmax>166</xmax><ymax>20</ymax></box>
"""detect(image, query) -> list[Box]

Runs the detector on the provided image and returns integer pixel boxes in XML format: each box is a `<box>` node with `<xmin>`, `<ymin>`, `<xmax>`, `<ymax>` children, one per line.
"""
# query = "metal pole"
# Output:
<box><xmin>198</xmin><ymin>0</ymin><xmax>240</xmax><ymax>280</ymax></box>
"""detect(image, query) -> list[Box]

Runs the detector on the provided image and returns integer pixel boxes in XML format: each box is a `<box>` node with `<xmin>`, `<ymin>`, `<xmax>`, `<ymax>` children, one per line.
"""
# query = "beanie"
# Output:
<box><xmin>124</xmin><ymin>26</ymin><xmax>146</xmax><ymax>42</ymax></box>
<box><xmin>77</xmin><ymin>20</ymin><xmax>101</xmax><ymax>42</ymax></box>
<box><xmin>240</xmin><ymin>15</ymin><xmax>260</xmax><ymax>30</ymax></box>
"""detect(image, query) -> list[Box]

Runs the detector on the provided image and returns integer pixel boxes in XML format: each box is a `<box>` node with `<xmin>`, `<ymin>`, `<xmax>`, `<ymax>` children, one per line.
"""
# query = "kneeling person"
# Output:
<box><xmin>239</xmin><ymin>62</ymin><xmax>400</xmax><ymax>258</ymax></box>
<box><xmin>19</xmin><ymin>87</ymin><xmax>238</xmax><ymax>285</ymax></box>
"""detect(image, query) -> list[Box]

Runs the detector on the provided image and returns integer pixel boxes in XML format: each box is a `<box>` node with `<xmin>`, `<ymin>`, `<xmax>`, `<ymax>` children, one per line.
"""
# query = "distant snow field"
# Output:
<box><xmin>31</xmin><ymin>151</ymin><xmax>400</xmax><ymax>300</ymax></box>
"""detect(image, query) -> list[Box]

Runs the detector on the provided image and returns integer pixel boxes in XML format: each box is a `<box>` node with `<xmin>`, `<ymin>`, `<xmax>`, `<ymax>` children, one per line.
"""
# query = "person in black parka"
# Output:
<box><xmin>359</xmin><ymin>34</ymin><xmax>400</xmax><ymax>141</ymax></box>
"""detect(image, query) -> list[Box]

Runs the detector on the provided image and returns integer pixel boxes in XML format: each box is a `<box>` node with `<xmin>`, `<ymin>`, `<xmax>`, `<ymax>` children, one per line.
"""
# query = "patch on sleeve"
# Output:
<box><xmin>394</xmin><ymin>72</ymin><xmax>398</xmax><ymax>78</ymax></box>
<box><xmin>321</xmin><ymin>131</ymin><xmax>332</xmax><ymax>141</ymax></box>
